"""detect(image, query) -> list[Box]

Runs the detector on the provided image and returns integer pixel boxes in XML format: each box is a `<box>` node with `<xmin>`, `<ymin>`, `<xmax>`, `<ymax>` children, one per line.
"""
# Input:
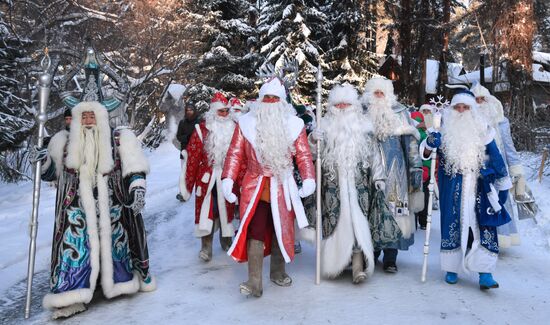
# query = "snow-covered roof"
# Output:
<box><xmin>533</xmin><ymin>51</ymin><xmax>550</xmax><ymax>66</ymax></box>
<box><xmin>425</xmin><ymin>59</ymin><xmax>466</xmax><ymax>94</ymax></box>
<box><xmin>450</xmin><ymin>66</ymin><xmax>493</xmax><ymax>84</ymax></box>
<box><xmin>426</xmin><ymin>52</ymin><xmax>550</xmax><ymax>93</ymax></box>
<box><xmin>533</xmin><ymin>63</ymin><xmax>550</xmax><ymax>84</ymax></box>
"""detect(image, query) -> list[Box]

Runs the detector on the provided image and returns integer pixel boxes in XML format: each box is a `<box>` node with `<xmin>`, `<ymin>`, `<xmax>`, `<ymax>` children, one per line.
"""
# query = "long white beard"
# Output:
<box><xmin>323</xmin><ymin>105</ymin><xmax>373</xmax><ymax>174</ymax></box>
<box><xmin>477</xmin><ymin>102</ymin><xmax>501</xmax><ymax>127</ymax></box>
<box><xmin>79</xmin><ymin>126</ymin><xmax>99</xmax><ymax>183</ymax></box>
<box><xmin>366</xmin><ymin>97</ymin><xmax>401</xmax><ymax>140</ymax></box>
<box><xmin>441</xmin><ymin>110</ymin><xmax>487</xmax><ymax>175</ymax></box>
<box><xmin>205</xmin><ymin>113</ymin><xmax>236</xmax><ymax>169</ymax></box>
<box><xmin>230</xmin><ymin>111</ymin><xmax>243</xmax><ymax>122</ymax></box>
<box><xmin>424</xmin><ymin>114</ymin><xmax>434</xmax><ymax>129</ymax></box>
<box><xmin>254</xmin><ymin>101</ymin><xmax>295</xmax><ymax>179</ymax></box>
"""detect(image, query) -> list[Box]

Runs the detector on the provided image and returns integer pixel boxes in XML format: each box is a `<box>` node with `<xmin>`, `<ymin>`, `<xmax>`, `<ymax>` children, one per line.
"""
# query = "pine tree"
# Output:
<box><xmin>0</xmin><ymin>11</ymin><xmax>35</xmax><ymax>181</ymax></box>
<box><xmin>184</xmin><ymin>0</ymin><xmax>261</xmax><ymax>96</ymax></box>
<box><xmin>257</xmin><ymin>0</ymin><xmax>327</xmax><ymax>101</ymax></box>
<box><xmin>322</xmin><ymin>0</ymin><xmax>378</xmax><ymax>89</ymax></box>
<box><xmin>535</xmin><ymin>0</ymin><xmax>550</xmax><ymax>52</ymax></box>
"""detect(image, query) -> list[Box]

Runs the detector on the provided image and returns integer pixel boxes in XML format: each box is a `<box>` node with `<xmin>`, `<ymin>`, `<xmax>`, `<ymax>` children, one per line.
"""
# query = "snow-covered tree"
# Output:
<box><xmin>258</xmin><ymin>0</ymin><xmax>327</xmax><ymax>101</ymax></box>
<box><xmin>198</xmin><ymin>0</ymin><xmax>260</xmax><ymax>95</ymax></box>
<box><xmin>0</xmin><ymin>10</ymin><xmax>35</xmax><ymax>181</ymax></box>
<box><xmin>322</xmin><ymin>0</ymin><xmax>378</xmax><ymax>88</ymax></box>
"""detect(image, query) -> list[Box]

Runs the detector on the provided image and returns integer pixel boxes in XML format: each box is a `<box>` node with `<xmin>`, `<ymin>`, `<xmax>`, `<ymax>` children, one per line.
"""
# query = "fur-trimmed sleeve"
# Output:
<box><xmin>118</xmin><ymin>128</ymin><xmax>150</xmax><ymax>177</ymax></box>
<box><xmin>43</xmin><ymin>130</ymin><xmax>69</xmax><ymax>180</ymax></box>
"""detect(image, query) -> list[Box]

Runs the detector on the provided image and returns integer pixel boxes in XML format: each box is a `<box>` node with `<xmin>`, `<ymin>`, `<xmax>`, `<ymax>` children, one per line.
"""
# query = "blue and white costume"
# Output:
<box><xmin>471</xmin><ymin>84</ymin><xmax>524</xmax><ymax>248</ymax></box>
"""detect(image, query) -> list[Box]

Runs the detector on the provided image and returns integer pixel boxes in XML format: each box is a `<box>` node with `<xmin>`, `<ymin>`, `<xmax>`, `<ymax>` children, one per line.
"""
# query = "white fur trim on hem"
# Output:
<box><xmin>322</xmin><ymin>168</ymin><xmax>374</xmax><ymax>278</ymax></box>
<box><xmin>43</xmin><ymin>288</ymin><xmax>93</xmax><ymax>309</ymax></box>
<box><xmin>464</xmin><ymin>244</ymin><xmax>498</xmax><ymax>273</ymax></box>
<box><xmin>270</xmin><ymin>177</ymin><xmax>291</xmax><ymax>263</ymax></box>
<box><xmin>215</xmin><ymin>169</ymin><xmax>235</xmax><ymax>237</ymax></box>
<box><xmin>227</xmin><ymin>177</ymin><xmax>264</xmax><ymax>259</ymax></box>
<box><xmin>288</xmin><ymin>176</ymin><xmax>309</xmax><ymax>229</ymax></box>
<box><xmin>97</xmin><ymin>172</ymin><xmax>140</xmax><ymax>299</ymax></box>
<box><xmin>194</xmin><ymin>169</ymin><xmax>217</xmax><ymax>238</ymax></box>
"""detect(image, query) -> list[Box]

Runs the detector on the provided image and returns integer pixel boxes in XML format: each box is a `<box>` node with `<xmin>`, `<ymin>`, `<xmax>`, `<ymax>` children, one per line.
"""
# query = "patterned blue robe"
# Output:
<box><xmin>434</xmin><ymin>139</ymin><xmax>510</xmax><ymax>273</ymax></box>
<box><xmin>40</xmin><ymin>128</ymin><xmax>153</xmax><ymax>309</ymax></box>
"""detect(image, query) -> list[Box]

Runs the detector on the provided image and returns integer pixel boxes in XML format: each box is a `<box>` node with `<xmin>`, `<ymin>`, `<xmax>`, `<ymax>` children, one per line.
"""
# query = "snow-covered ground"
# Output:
<box><xmin>1</xmin><ymin>142</ymin><xmax>550</xmax><ymax>324</ymax></box>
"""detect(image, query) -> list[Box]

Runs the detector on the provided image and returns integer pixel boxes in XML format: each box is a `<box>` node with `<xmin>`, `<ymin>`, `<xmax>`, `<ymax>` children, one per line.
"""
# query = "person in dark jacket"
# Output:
<box><xmin>175</xmin><ymin>100</ymin><xmax>201</xmax><ymax>201</ymax></box>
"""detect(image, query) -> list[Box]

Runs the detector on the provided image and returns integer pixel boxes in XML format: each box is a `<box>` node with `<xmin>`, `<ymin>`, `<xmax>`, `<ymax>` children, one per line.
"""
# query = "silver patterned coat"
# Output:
<box><xmin>372</xmin><ymin>103</ymin><xmax>423</xmax><ymax>250</ymax></box>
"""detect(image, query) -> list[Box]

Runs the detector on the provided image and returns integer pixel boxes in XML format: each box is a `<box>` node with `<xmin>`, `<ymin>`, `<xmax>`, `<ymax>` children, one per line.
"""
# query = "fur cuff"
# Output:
<box><xmin>509</xmin><ymin>164</ymin><xmax>524</xmax><ymax>178</ymax></box>
<box><xmin>299</xmin><ymin>226</ymin><xmax>317</xmax><ymax>244</ymax></box>
<box><xmin>410</xmin><ymin>190</ymin><xmax>425</xmax><ymax>213</ymax></box>
<box><xmin>129</xmin><ymin>178</ymin><xmax>146</xmax><ymax>192</ymax></box>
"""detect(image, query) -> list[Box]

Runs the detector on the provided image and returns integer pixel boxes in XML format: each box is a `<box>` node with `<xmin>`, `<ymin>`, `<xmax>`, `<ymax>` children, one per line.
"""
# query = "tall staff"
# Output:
<box><xmin>421</xmin><ymin>97</ymin><xmax>445</xmax><ymax>283</ymax></box>
<box><xmin>315</xmin><ymin>65</ymin><xmax>323</xmax><ymax>285</ymax></box>
<box><xmin>24</xmin><ymin>50</ymin><xmax>52</xmax><ymax>319</ymax></box>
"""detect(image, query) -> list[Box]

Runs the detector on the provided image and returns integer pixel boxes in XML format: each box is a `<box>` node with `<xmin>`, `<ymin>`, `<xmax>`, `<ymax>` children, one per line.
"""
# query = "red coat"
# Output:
<box><xmin>183</xmin><ymin>122</ymin><xmax>236</xmax><ymax>238</ymax></box>
<box><xmin>222</xmin><ymin>113</ymin><xmax>315</xmax><ymax>263</ymax></box>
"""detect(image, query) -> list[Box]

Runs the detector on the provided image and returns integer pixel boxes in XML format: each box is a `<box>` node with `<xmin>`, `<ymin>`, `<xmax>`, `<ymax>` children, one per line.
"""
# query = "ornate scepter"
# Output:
<box><xmin>315</xmin><ymin>65</ymin><xmax>323</xmax><ymax>285</ymax></box>
<box><xmin>421</xmin><ymin>96</ymin><xmax>447</xmax><ymax>283</ymax></box>
<box><xmin>24</xmin><ymin>49</ymin><xmax>52</xmax><ymax>319</ymax></box>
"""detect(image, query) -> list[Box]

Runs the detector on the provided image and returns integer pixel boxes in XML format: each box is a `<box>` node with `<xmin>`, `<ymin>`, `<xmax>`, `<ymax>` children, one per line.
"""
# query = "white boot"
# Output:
<box><xmin>352</xmin><ymin>251</ymin><xmax>367</xmax><ymax>284</ymax></box>
<box><xmin>52</xmin><ymin>303</ymin><xmax>86</xmax><ymax>319</ymax></box>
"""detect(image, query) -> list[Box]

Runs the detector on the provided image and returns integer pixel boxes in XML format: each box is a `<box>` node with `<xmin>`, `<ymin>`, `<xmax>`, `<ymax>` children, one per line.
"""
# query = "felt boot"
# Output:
<box><xmin>240</xmin><ymin>239</ymin><xmax>264</xmax><ymax>297</ymax></box>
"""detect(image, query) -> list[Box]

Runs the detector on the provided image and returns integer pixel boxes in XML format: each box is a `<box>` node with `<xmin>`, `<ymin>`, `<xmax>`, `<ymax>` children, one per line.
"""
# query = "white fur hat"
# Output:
<box><xmin>328</xmin><ymin>84</ymin><xmax>360</xmax><ymax>108</ymax></box>
<box><xmin>470</xmin><ymin>83</ymin><xmax>491</xmax><ymax>99</ymax></box>
<box><xmin>363</xmin><ymin>77</ymin><xmax>394</xmax><ymax>97</ymax></box>
<box><xmin>65</xmin><ymin>101</ymin><xmax>114</xmax><ymax>174</ymax></box>
<box><xmin>258</xmin><ymin>77</ymin><xmax>287</xmax><ymax>102</ymax></box>
<box><xmin>450</xmin><ymin>90</ymin><xmax>477</xmax><ymax>109</ymax></box>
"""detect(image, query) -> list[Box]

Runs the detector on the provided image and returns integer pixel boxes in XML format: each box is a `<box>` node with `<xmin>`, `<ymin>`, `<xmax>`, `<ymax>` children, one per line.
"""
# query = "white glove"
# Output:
<box><xmin>515</xmin><ymin>175</ymin><xmax>526</xmax><ymax>197</ymax></box>
<box><xmin>222</xmin><ymin>178</ymin><xmax>237</xmax><ymax>203</ymax></box>
<box><xmin>487</xmin><ymin>184</ymin><xmax>502</xmax><ymax>213</ymax></box>
<box><xmin>375</xmin><ymin>180</ymin><xmax>386</xmax><ymax>192</ymax></box>
<box><xmin>311</xmin><ymin>128</ymin><xmax>325</xmax><ymax>141</ymax></box>
<box><xmin>131</xmin><ymin>187</ymin><xmax>146</xmax><ymax>213</ymax></box>
<box><xmin>298</xmin><ymin>179</ymin><xmax>316</xmax><ymax>198</ymax></box>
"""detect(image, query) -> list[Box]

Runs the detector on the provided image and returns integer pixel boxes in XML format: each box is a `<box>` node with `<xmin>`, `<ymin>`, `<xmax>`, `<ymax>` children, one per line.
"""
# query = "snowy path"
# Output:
<box><xmin>1</xmin><ymin>143</ymin><xmax>550</xmax><ymax>324</ymax></box>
